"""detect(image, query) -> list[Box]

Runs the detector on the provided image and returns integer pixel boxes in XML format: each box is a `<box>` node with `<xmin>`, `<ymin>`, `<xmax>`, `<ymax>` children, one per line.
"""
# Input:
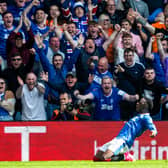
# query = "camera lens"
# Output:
<box><xmin>66</xmin><ymin>103</ymin><xmax>74</xmax><ymax>112</ymax></box>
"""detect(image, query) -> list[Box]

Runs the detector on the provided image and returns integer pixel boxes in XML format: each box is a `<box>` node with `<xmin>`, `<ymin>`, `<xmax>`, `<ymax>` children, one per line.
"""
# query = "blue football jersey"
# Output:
<box><xmin>91</xmin><ymin>87</ymin><xmax>125</xmax><ymax>120</ymax></box>
<box><xmin>117</xmin><ymin>113</ymin><xmax>157</xmax><ymax>148</ymax></box>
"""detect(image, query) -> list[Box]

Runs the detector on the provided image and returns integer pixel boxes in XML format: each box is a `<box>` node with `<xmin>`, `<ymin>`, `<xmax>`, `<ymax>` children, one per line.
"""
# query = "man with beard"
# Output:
<box><xmin>16</xmin><ymin>72</ymin><xmax>46</xmax><ymax>121</ymax></box>
<box><xmin>74</xmin><ymin>76</ymin><xmax>139</xmax><ymax>120</ymax></box>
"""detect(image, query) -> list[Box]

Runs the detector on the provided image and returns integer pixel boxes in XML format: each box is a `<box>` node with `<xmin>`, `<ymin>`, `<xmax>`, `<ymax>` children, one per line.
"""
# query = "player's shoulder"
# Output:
<box><xmin>140</xmin><ymin>113</ymin><xmax>153</xmax><ymax>122</ymax></box>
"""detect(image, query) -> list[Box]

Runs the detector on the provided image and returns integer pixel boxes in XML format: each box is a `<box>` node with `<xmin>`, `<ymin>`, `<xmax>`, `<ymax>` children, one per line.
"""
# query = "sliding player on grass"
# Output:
<box><xmin>93</xmin><ymin>97</ymin><xmax>157</xmax><ymax>161</ymax></box>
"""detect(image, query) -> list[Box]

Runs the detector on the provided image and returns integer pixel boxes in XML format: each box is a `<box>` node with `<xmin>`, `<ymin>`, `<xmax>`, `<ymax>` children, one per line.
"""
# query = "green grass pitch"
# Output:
<box><xmin>0</xmin><ymin>160</ymin><xmax>167</xmax><ymax>168</ymax></box>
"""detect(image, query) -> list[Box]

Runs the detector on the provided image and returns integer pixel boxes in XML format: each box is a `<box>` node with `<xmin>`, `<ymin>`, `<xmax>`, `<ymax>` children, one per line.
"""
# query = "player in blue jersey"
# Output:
<box><xmin>93</xmin><ymin>97</ymin><xmax>157</xmax><ymax>161</ymax></box>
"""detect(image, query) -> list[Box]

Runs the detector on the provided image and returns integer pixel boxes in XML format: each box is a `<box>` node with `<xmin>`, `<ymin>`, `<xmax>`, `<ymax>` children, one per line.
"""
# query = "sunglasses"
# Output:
<box><xmin>103</xmin><ymin>19</ymin><xmax>110</xmax><ymax>22</ymax></box>
<box><xmin>0</xmin><ymin>82</ymin><xmax>5</xmax><ymax>84</ymax></box>
<box><xmin>11</xmin><ymin>58</ymin><xmax>22</xmax><ymax>61</ymax></box>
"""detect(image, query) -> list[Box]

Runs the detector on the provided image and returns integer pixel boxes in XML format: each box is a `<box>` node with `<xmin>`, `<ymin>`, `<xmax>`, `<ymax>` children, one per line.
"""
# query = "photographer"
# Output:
<box><xmin>51</xmin><ymin>92</ymin><xmax>91</xmax><ymax>121</ymax></box>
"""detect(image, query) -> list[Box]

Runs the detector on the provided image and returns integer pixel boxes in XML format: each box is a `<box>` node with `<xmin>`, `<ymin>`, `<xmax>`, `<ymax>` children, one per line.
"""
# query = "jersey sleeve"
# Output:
<box><xmin>144</xmin><ymin>115</ymin><xmax>157</xmax><ymax>134</ymax></box>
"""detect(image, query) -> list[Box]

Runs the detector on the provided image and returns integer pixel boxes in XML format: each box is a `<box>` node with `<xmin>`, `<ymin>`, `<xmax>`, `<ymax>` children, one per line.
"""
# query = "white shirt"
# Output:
<box><xmin>21</xmin><ymin>83</ymin><xmax>46</xmax><ymax>121</ymax></box>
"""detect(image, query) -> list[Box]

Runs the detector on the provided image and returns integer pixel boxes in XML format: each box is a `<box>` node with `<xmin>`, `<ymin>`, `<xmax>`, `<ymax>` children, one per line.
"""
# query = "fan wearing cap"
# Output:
<box><xmin>6</xmin><ymin>12</ymin><xmax>34</xmax><ymax>67</ymax></box>
<box><xmin>41</xmin><ymin>71</ymin><xmax>91</xmax><ymax>121</ymax></box>
<box><xmin>61</xmin><ymin>0</ymin><xmax>97</xmax><ymax>35</ymax></box>
<box><xmin>41</xmin><ymin>70</ymin><xmax>90</xmax><ymax>103</ymax></box>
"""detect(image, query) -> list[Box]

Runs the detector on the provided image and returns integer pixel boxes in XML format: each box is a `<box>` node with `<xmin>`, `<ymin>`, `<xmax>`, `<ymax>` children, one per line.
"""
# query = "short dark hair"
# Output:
<box><xmin>0</xmin><ymin>0</ymin><xmax>7</xmax><ymax>4</ymax></box>
<box><xmin>122</xmin><ymin>32</ymin><xmax>132</xmax><ymax>39</ymax></box>
<box><xmin>144</xmin><ymin>66</ymin><xmax>155</xmax><ymax>71</ymax></box>
<box><xmin>52</xmin><ymin>53</ymin><xmax>63</xmax><ymax>62</ymax></box>
<box><xmin>88</xmin><ymin>20</ymin><xmax>98</xmax><ymax>26</ymax></box>
<box><xmin>34</xmin><ymin>8</ymin><xmax>45</xmax><ymax>16</ymax></box>
<box><xmin>2</xmin><ymin>11</ymin><xmax>13</xmax><ymax>18</ymax></box>
<box><xmin>121</xmin><ymin>18</ymin><xmax>132</xmax><ymax>26</ymax></box>
<box><xmin>59</xmin><ymin>91</ymin><xmax>71</xmax><ymax>99</ymax></box>
<box><xmin>67</xmin><ymin>21</ymin><xmax>76</xmax><ymax>25</ymax></box>
<box><xmin>11</xmin><ymin>52</ymin><xmax>22</xmax><ymax>58</ymax></box>
<box><xmin>84</xmin><ymin>37</ymin><xmax>95</xmax><ymax>44</ymax></box>
<box><xmin>124</xmin><ymin>48</ymin><xmax>134</xmax><ymax>55</ymax></box>
<box><xmin>49</xmin><ymin>35</ymin><xmax>59</xmax><ymax>41</ymax></box>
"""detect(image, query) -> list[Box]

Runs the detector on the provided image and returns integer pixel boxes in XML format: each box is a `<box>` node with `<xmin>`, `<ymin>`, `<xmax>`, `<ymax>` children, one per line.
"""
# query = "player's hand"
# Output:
<box><xmin>150</xmin><ymin>130</ymin><xmax>157</xmax><ymax>138</ymax></box>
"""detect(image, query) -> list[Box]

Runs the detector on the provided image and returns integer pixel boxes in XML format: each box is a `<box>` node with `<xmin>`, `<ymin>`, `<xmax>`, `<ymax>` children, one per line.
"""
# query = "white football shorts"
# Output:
<box><xmin>98</xmin><ymin>138</ymin><xmax>129</xmax><ymax>155</ymax></box>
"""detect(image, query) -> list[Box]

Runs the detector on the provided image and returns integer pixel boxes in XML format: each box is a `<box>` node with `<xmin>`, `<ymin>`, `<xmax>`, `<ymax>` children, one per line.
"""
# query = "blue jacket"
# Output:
<box><xmin>37</xmin><ymin>48</ymin><xmax>68</xmax><ymax>99</ymax></box>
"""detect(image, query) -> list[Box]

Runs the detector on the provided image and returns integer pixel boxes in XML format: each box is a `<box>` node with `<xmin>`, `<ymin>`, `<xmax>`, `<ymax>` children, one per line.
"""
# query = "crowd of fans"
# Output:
<box><xmin>0</xmin><ymin>0</ymin><xmax>167</xmax><ymax>121</ymax></box>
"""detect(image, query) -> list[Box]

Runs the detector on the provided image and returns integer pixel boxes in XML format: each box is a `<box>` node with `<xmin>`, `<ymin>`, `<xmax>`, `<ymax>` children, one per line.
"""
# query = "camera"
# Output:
<box><xmin>66</xmin><ymin>99</ymin><xmax>92</xmax><ymax>112</ymax></box>
<box><xmin>66</xmin><ymin>103</ymin><xmax>74</xmax><ymax>112</ymax></box>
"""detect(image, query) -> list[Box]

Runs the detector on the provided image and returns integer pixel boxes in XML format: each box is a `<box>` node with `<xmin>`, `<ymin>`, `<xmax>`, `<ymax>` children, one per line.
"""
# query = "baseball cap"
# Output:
<box><xmin>15</xmin><ymin>32</ymin><xmax>23</xmax><ymax>39</ymax></box>
<box><xmin>66</xmin><ymin>71</ymin><xmax>76</xmax><ymax>78</ymax></box>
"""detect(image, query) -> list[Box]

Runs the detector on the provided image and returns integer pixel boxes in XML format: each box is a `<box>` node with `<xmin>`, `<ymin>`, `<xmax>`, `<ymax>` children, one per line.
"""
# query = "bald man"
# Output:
<box><xmin>86</xmin><ymin>57</ymin><xmax>113</xmax><ymax>93</ymax></box>
<box><xmin>16</xmin><ymin>72</ymin><xmax>47</xmax><ymax>121</ymax></box>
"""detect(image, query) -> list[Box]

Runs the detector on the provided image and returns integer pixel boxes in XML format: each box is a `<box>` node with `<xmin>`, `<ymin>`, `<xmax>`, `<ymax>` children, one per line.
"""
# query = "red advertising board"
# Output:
<box><xmin>0</xmin><ymin>121</ymin><xmax>167</xmax><ymax>161</ymax></box>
